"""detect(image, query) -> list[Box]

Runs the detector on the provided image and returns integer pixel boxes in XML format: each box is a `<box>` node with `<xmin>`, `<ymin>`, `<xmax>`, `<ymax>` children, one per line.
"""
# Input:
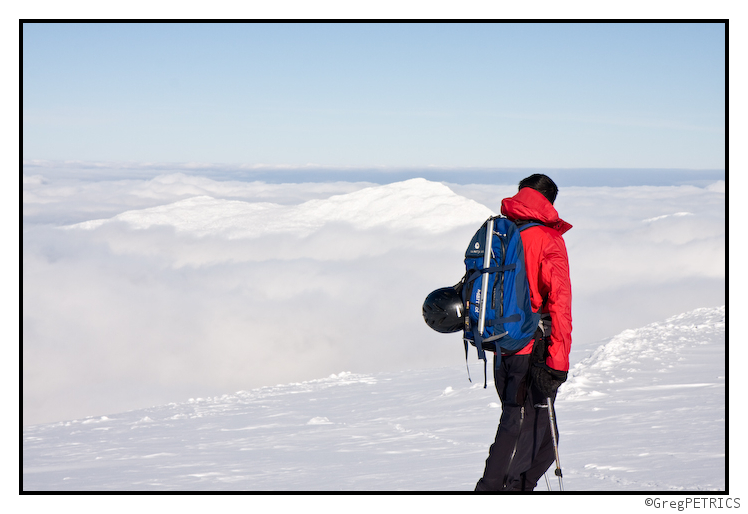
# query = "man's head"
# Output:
<box><xmin>518</xmin><ymin>174</ymin><xmax>558</xmax><ymax>205</ymax></box>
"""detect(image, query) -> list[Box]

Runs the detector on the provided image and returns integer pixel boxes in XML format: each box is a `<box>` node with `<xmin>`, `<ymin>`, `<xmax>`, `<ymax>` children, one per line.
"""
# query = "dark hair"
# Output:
<box><xmin>518</xmin><ymin>174</ymin><xmax>558</xmax><ymax>204</ymax></box>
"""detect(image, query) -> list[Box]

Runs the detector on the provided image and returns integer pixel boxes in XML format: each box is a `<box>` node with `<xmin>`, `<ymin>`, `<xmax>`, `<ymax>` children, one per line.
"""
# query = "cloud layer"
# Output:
<box><xmin>23</xmin><ymin>171</ymin><xmax>725</xmax><ymax>425</ymax></box>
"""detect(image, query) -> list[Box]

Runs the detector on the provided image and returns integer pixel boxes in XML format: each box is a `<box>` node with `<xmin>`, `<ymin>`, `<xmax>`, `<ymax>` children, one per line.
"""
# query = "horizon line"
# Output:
<box><xmin>22</xmin><ymin>159</ymin><xmax>726</xmax><ymax>173</ymax></box>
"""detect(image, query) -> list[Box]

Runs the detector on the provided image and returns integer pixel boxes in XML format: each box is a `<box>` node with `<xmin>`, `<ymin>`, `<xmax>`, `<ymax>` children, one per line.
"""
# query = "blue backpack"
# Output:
<box><xmin>460</xmin><ymin>216</ymin><xmax>542</xmax><ymax>387</ymax></box>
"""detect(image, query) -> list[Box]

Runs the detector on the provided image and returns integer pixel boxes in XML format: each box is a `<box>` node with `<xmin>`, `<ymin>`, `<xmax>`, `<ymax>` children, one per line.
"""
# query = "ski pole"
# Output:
<box><xmin>547</xmin><ymin>396</ymin><xmax>564</xmax><ymax>491</ymax></box>
<box><xmin>477</xmin><ymin>218</ymin><xmax>494</xmax><ymax>336</ymax></box>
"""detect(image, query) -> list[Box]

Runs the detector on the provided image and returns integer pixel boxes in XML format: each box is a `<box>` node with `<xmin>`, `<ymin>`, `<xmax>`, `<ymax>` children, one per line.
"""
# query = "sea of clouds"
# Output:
<box><xmin>22</xmin><ymin>165</ymin><xmax>725</xmax><ymax>426</ymax></box>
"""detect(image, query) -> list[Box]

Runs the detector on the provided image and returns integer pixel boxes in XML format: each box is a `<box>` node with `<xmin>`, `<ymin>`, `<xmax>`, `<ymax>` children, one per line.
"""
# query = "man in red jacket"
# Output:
<box><xmin>475</xmin><ymin>174</ymin><xmax>572</xmax><ymax>492</ymax></box>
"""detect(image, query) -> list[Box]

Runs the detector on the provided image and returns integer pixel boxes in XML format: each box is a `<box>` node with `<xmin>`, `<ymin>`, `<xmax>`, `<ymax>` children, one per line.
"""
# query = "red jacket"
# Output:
<box><xmin>500</xmin><ymin>188</ymin><xmax>573</xmax><ymax>371</ymax></box>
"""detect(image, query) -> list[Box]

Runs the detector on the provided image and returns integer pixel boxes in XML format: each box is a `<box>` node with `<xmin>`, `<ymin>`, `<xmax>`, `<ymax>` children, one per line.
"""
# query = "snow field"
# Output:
<box><xmin>23</xmin><ymin>306</ymin><xmax>725</xmax><ymax>491</ymax></box>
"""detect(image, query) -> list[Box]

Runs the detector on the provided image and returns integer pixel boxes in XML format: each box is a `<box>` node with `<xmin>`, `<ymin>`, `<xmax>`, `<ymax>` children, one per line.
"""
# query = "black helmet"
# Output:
<box><xmin>422</xmin><ymin>287</ymin><xmax>464</xmax><ymax>333</ymax></box>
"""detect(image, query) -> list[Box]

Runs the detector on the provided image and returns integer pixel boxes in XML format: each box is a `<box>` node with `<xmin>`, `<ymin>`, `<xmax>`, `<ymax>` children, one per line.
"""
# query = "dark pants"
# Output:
<box><xmin>475</xmin><ymin>353</ymin><xmax>558</xmax><ymax>491</ymax></box>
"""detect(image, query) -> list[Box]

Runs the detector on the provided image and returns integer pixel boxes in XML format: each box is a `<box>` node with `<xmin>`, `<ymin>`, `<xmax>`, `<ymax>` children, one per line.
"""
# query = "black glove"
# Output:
<box><xmin>530</xmin><ymin>363</ymin><xmax>568</xmax><ymax>399</ymax></box>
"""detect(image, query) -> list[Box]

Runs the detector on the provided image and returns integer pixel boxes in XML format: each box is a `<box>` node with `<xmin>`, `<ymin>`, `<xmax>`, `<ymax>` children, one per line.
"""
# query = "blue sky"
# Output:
<box><xmin>23</xmin><ymin>22</ymin><xmax>725</xmax><ymax>169</ymax></box>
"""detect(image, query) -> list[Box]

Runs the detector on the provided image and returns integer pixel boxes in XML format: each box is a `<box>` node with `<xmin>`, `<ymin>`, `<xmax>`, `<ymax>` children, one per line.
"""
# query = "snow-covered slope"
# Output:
<box><xmin>22</xmin><ymin>306</ymin><xmax>725</xmax><ymax>492</ymax></box>
<box><xmin>557</xmin><ymin>306</ymin><xmax>725</xmax><ymax>490</ymax></box>
<box><xmin>69</xmin><ymin>178</ymin><xmax>493</xmax><ymax>237</ymax></box>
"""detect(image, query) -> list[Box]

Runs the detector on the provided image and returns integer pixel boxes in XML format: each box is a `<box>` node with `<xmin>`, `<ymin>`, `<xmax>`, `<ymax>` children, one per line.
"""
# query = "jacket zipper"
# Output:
<box><xmin>502</xmin><ymin>405</ymin><xmax>525</xmax><ymax>490</ymax></box>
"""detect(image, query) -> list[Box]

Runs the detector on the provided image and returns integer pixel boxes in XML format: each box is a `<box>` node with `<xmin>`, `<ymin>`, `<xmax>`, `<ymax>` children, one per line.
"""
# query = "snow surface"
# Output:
<box><xmin>23</xmin><ymin>306</ymin><xmax>724</xmax><ymax>492</ymax></box>
<box><xmin>68</xmin><ymin>178</ymin><xmax>493</xmax><ymax>237</ymax></box>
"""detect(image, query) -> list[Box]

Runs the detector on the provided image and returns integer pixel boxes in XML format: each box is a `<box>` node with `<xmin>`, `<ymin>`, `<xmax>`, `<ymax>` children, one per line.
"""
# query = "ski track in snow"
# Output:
<box><xmin>23</xmin><ymin>307</ymin><xmax>725</xmax><ymax>492</ymax></box>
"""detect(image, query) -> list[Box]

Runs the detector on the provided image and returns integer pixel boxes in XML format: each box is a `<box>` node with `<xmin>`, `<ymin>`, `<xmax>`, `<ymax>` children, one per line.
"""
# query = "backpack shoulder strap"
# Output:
<box><xmin>515</xmin><ymin>219</ymin><xmax>545</xmax><ymax>232</ymax></box>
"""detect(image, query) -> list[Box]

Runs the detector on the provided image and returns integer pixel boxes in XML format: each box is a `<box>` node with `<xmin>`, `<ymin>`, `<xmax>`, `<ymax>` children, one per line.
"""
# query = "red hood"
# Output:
<box><xmin>500</xmin><ymin>187</ymin><xmax>572</xmax><ymax>235</ymax></box>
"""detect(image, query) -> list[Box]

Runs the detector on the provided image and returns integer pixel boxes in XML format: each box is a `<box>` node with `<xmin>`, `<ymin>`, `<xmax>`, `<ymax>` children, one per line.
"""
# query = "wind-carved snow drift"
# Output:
<box><xmin>560</xmin><ymin>306</ymin><xmax>725</xmax><ymax>401</ymax></box>
<box><xmin>555</xmin><ymin>306</ymin><xmax>725</xmax><ymax>491</ymax></box>
<box><xmin>23</xmin><ymin>306</ymin><xmax>725</xmax><ymax>492</ymax></box>
<box><xmin>69</xmin><ymin>178</ymin><xmax>494</xmax><ymax>237</ymax></box>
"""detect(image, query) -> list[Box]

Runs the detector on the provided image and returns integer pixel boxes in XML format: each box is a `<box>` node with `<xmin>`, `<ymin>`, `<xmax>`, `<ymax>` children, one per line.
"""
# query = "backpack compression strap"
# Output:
<box><xmin>464</xmin><ymin>336</ymin><xmax>488</xmax><ymax>388</ymax></box>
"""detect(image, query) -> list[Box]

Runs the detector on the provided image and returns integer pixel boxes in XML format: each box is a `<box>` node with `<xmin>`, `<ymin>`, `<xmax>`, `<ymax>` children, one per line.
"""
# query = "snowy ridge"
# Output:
<box><xmin>198</xmin><ymin>371</ymin><xmax>378</xmax><ymax>406</ymax></box>
<box><xmin>23</xmin><ymin>307</ymin><xmax>725</xmax><ymax>491</ymax></box>
<box><xmin>560</xmin><ymin>306</ymin><xmax>725</xmax><ymax>402</ymax></box>
<box><xmin>68</xmin><ymin>178</ymin><xmax>493</xmax><ymax>237</ymax></box>
<box><xmin>642</xmin><ymin>211</ymin><xmax>694</xmax><ymax>223</ymax></box>
<box><xmin>554</xmin><ymin>306</ymin><xmax>725</xmax><ymax>491</ymax></box>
